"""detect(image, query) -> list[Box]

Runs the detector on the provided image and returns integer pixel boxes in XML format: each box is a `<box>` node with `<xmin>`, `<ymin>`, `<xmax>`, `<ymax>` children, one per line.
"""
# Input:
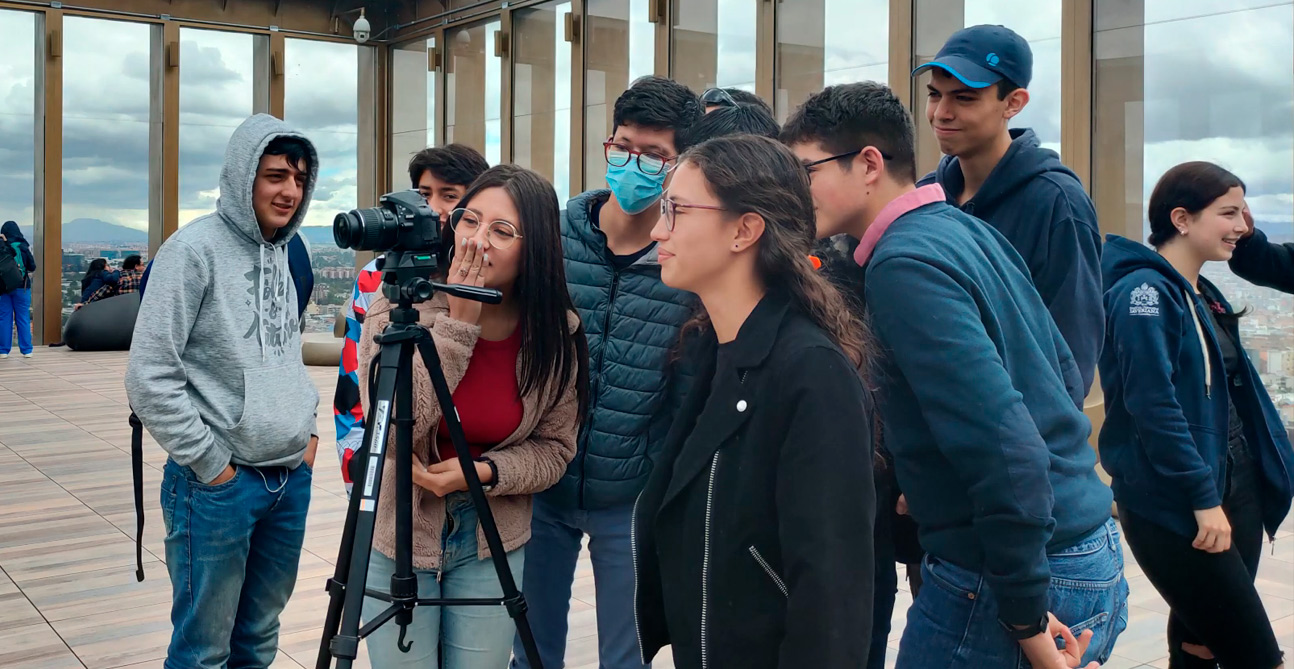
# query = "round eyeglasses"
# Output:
<box><xmin>604</xmin><ymin>141</ymin><xmax>675</xmax><ymax>176</ymax></box>
<box><xmin>449</xmin><ymin>208</ymin><xmax>524</xmax><ymax>249</ymax></box>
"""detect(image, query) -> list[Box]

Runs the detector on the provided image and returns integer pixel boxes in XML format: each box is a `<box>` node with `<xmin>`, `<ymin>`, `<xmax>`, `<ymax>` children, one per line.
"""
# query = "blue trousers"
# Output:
<box><xmin>0</xmin><ymin>288</ymin><xmax>32</xmax><ymax>355</ymax></box>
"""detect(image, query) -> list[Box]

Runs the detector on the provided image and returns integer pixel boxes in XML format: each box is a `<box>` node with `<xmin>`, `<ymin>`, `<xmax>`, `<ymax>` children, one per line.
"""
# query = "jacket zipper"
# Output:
<box><xmin>581</xmin><ymin>268</ymin><xmax>622</xmax><ymax>510</ymax></box>
<box><xmin>748</xmin><ymin>545</ymin><xmax>788</xmax><ymax>597</ymax></box>
<box><xmin>631</xmin><ymin>489</ymin><xmax>648</xmax><ymax>664</ymax></box>
<box><xmin>701</xmin><ymin>451</ymin><xmax>720</xmax><ymax>669</ymax></box>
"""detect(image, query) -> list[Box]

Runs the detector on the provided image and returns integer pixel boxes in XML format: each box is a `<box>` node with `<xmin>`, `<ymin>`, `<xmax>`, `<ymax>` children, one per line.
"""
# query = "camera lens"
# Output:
<box><xmin>333</xmin><ymin>207</ymin><xmax>399</xmax><ymax>251</ymax></box>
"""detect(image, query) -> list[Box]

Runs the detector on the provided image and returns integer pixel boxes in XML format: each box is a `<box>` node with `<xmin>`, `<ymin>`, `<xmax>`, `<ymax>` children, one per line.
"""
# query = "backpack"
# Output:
<box><xmin>0</xmin><ymin>242</ymin><xmax>24</xmax><ymax>294</ymax></box>
<box><xmin>128</xmin><ymin>233</ymin><xmax>316</xmax><ymax>581</ymax></box>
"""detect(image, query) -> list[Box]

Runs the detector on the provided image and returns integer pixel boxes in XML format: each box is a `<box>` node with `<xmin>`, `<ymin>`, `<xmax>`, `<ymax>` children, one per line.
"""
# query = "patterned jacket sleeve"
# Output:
<box><xmin>333</xmin><ymin>257</ymin><xmax>385</xmax><ymax>486</ymax></box>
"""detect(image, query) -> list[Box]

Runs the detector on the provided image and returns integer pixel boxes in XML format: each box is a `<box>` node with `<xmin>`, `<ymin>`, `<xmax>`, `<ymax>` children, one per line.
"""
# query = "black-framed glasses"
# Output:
<box><xmin>449</xmin><ymin>208</ymin><xmax>524</xmax><ymax>249</ymax></box>
<box><xmin>659</xmin><ymin>197</ymin><xmax>727</xmax><ymax>232</ymax></box>
<box><xmin>803</xmin><ymin>147</ymin><xmax>894</xmax><ymax>175</ymax></box>
<box><xmin>700</xmin><ymin>87</ymin><xmax>737</xmax><ymax>108</ymax></box>
<box><xmin>604</xmin><ymin>141</ymin><xmax>675</xmax><ymax>176</ymax></box>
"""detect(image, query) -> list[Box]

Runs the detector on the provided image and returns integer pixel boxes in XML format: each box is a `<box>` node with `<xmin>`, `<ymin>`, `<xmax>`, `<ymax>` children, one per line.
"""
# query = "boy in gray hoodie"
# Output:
<box><xmin>126</xmin><ymin>114</ymin><xmax>321</xmax><ymax>669</ymax></box>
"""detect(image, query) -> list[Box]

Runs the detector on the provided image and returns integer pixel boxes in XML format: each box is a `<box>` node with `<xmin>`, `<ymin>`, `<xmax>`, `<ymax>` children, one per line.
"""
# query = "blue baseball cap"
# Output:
<box><xmin>912</xmin><ymin>24</ymin><xmax>1032</xmax><ymax>89</ymax></box>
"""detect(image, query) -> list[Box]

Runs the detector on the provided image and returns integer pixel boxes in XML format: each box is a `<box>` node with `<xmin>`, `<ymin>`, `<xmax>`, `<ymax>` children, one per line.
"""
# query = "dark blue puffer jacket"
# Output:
<box><xmin>547</xmin><ymin>189</ymin><xmax>697</xmax><ymax>511</ymax></box>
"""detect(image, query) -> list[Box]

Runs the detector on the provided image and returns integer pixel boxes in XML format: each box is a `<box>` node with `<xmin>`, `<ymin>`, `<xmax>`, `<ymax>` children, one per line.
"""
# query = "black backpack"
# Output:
<box><xmin>0</xmin><ymin>242</ymin><xmax>25</xmax><ymax>294</ymax></box>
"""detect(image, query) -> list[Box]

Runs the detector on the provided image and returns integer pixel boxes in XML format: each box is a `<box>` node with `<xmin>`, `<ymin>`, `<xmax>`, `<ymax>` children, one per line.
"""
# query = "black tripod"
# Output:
<box><xmin>316</xmin><ymin>251</ymin><xmax>545</xmax><ymax>669</ymax></box>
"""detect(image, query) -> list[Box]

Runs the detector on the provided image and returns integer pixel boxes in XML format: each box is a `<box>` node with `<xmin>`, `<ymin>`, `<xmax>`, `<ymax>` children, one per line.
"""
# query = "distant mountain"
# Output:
<box><xmin>14</xmin><ymin>219</ymin><xmax>146</xmax><ymax>244</ymax></box>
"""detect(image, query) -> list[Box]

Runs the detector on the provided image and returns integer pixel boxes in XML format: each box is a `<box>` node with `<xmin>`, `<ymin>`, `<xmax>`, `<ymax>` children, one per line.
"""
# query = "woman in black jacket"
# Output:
<box><xmin>632</xmin><ymin>134</ymin><xmax>876</xmax><ymax>669</ymax></box>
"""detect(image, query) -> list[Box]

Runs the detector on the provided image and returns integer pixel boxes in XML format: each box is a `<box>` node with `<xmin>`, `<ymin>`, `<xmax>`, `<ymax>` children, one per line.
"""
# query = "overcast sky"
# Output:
<box><xmin>0</xmin><ymin>0</ymin><xmax>1290</xmax><ymax>243</ymax></box>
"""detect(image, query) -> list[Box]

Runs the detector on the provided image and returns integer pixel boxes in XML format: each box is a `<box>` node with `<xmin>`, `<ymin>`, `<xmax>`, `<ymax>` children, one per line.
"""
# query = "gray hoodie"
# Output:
<box><xmin>126</xmin><ymin>114</ymin><xmax>321</xmax><ymax>483</ymax></box>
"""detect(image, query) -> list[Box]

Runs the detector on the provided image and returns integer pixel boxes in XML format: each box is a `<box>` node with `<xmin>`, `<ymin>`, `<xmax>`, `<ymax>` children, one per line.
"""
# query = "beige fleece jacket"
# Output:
<box><xmin>357</xmin><ymin>292</ymin><xmax>580</xmax><ymax>569</ymax></box>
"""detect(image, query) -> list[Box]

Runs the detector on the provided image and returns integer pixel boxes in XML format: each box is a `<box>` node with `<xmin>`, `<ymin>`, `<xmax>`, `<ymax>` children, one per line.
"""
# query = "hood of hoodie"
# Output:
<box><xmin>937</xmin><ymin>128</ymin><xmax>1078</xmax><ymax>216</ymax></box>
<box><xmin>217</xmin><ymin>114</ymin><xmax>318</xmax><ymax>248</ymax></box>
<box><xmin>1101</xmin><ymin>234</ymin><xmax>1195</xmax><ymax>295</ymax></box>
<box><xmin>562</xmin><ymin>188</ymin><xmax>662</xmax><ymax>267</ymax></box>
<box><xmin>1</xmin><ymin>220</ymin><xmax>27</xmax><ymax>245</ymax></box>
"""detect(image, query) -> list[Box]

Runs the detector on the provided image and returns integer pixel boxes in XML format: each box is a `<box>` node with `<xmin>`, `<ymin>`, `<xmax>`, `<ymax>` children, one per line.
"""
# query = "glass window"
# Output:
<box><xmin>179</xmin><ymin>28</ymin><xmax>256</xmax><ymax>226</ymax></box>
<box><xmin>446</xmin><ymin>20</ymin><xmax>504</xmax><ymax>165</ymax></box>
<box><xmin>584</xmin><ymin>0</ymin><xmax>657</xmax><ymax>193</ymax></box>
<box><xmin>775</xmin><ymin>0</ymin><xmax>889</xmax><ymax>122</ymax></box>
<box><xmin>62</xmin><ymin>17</ymin><xmax>154</xmax><ymax>321</ymax></box>
<box><xmin>1093</xmin><ymin>0</ymin><xmax>1294</xmax><ymax>430</ymax></box>
<box><xmin>0</xmin><ymin>10</ymin><xmax>39</xmax><ymax>335</ymax></box>
<box><xmin>513</xmin><ymin>2</ymin><xmax>574</xmax><ymax>200</ymax></box>
<box><xmin>391</xmin><ymin>37</ymin><xmax>438</xmax><ymax>192</ymax></box>
<box><xmin>285</xmin><ymin>38</ymin><xmax>361</xmax><ymax>334</ymax></box>
<box><xmin>670</xmin><ymin>0</ymin><xmax>758</xmax><ymax>95</ymax></box>
<box><xmin>913</xmin><ymin>0</ymin><xmax>1063</xmax><ymax>171</ymax></box>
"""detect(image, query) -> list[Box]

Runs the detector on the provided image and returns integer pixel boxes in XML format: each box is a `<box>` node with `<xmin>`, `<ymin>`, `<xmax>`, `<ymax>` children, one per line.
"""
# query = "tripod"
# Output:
<box><xmin>316</xmin><ymin>251</ymin><xmax>545</xmax><ymax>669</ymax></box>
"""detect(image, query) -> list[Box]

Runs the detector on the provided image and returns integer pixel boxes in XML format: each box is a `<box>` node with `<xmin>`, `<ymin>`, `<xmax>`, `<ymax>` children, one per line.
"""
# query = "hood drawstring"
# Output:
<box><xmin>258</xmin><ymin>245</ymin><xmax>269</xmax><ymax>362</ymax></box>
<box><xmin>279</xmin><ymin>245</ymin><xmax>289</xmax><ymax>339</ymax></box>
<box><xmin>1185</xmin><ymin>288</ymin><xmax>1212</xmax><ymax>399</ymax></box>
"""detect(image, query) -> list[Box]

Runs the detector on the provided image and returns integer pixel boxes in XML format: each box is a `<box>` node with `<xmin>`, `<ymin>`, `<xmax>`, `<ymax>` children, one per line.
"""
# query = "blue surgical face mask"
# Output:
<box><xmin>605</xmin><ymin>161</ymin><xmax>667</xmax><ymax>215</ymax></box>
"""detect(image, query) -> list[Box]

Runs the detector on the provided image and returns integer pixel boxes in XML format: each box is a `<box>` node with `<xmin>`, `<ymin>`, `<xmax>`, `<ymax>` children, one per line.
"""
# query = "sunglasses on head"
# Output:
<box><xmin>700</xmin><ymin>87</ymin><xmax>737</xmax><ymax>108</ymax></box>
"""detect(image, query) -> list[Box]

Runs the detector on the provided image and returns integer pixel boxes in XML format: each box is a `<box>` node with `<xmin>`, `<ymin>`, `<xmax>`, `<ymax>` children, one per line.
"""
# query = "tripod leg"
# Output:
<box><xmin>415</xmin><ymin>338</ymin><xmax>546</xmax><ymax>669</ymax></box>
<box><xmin>317</xmin><ymin>340</ymin><xmax>407</xmax><ymax>669</ymax></box>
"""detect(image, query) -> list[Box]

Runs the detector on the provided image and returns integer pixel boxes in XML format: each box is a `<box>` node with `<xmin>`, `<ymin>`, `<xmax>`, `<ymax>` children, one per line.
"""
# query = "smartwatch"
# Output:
<box><xmin>477</xmin><ymin>457</ymin><xmax>498</xmax><ymax>492</ymax></box>
<box><xmin>1002</xmin><ymin>613</ymin><xmax>1050</xmax><ymax>641</ymax></box>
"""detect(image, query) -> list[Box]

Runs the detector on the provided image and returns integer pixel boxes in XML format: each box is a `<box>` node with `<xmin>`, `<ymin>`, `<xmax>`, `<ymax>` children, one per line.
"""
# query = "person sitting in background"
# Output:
<box><xmin>77</xmin><ymin>258</ymin><xmax>118</xmax><ymax>308</ymax></box>
<box><xmin>118</xmin><ymin>255</ymin><xmax>144</xmax><ymax>294</ymax></box>
<box><xmin>700</xmin><ymin>86</ymin><xmax>773</xmax><ymax>117</ymax></box>
<box><xmin>0</xmin><ymin>220</ymin><xmax>36</xmax><ymax>359</ymax></box>
<box><xmin>334</xmin><ymin>143</ymin><xmax>489</xmax><ymax>495</ymax></box>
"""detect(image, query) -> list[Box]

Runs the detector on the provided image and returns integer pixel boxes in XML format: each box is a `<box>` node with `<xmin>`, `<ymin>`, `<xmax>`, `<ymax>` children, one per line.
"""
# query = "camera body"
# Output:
<box><xmin>333</xmin><ymin>189</ymin><xmax>441</xmax><ymax>254</ymax></box>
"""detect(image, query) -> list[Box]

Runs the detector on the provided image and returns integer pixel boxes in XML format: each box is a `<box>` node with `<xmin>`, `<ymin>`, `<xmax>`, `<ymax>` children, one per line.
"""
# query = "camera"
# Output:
<box><xmin>353</xmin><ymin>8</ymin><xmax>371</xmax><ymax>43</ymax></box>
<box><xmin>333</xmin><ymin>189</ymin><xmax>441</xmax><ymax>253</ymax></box>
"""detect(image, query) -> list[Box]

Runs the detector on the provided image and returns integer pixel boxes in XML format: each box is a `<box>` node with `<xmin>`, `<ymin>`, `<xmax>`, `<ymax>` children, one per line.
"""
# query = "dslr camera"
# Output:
<box><xmin>333</xmin><ymin>189</ymin><xmax>441</xmax><ymax>254</ymax></box>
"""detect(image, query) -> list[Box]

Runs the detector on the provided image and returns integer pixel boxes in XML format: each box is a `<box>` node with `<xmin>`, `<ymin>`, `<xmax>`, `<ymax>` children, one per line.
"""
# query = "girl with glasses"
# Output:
<box><xmin>356</xmin><ymin>164</ymin><xmax>590</xmax><ymax>669</ymax></box>
<box><xmin>633</xmin><ymin>134</ymin><xmax>877</xmax><ymax>668</ymax></box>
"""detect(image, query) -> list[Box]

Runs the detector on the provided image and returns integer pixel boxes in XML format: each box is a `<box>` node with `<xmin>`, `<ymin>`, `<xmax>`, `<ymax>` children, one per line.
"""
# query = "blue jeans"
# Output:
<box><xmin>363</xmin><ymin>493</ymin><xmax>525</xmax><ymax>669</ymax></box>
<box><xmin>160</xmin><ymin>458</ymin><xmax>312</xmax><ymax>669</ymax></box>
<box><xmin>896</xmin><ymin>518</ymin><xmax>1129</xmax><ymax>669</ymax></box>
<box><xmin>511</xmin><ymin>496</ymin><xmax>646</xmax><ymax>669</ymax></box>
<box><xmin>0</xmin><ymin>288</ymin><xmax>32</xmax><ymax>355</ymax></box>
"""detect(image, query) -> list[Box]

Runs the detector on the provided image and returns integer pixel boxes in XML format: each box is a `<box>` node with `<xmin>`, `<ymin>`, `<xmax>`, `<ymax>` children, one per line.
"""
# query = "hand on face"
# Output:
<box><xmin>447</xmin><ymin>236</ymin><xmax>488</xmax><ymax>325</ymax></box>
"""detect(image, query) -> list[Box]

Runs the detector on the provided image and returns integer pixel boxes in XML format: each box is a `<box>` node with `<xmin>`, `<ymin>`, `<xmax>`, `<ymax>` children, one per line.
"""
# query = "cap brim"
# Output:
<box><xmin>911</xmin><ymin>56</ymin><xmax>1002</xmax><ymax>89</ymax></box>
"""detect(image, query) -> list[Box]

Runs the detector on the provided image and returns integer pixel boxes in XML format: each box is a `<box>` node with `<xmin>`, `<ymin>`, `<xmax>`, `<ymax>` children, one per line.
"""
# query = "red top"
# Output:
<box><xmin>436</xmin><ymin>327</ymin><xmax>524</xmax><ymax>463</ymax></box>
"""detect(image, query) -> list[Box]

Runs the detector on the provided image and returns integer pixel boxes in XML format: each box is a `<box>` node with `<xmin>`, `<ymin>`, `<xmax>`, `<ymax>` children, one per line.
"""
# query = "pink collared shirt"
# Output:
<box><xmin>853</xmin><ymin>183</ymin><xmax>948</xmax><ymax>266</ymax></box>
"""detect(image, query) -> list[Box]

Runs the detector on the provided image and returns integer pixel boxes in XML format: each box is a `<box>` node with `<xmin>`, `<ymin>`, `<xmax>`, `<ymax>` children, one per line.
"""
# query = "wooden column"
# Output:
<box><xmin>161</xmin><ymin>21</ymin><xmax>181</xmax><ymax>250</ymax></box>
<box><xmin>1061</xmin><ymin>0</ymin><xmax>1093</xmax><ymax>191</ymax></box>
<box><xmin>37</xmin><ymin>9</ymin><xmax>63</xmax><ymax>345</ymax></box>
<box><xmin>269</xmin><ymin>32</ymin><xmax>286</xmax><ymax>119</ymax></box>
<box><xmin>888</xmin><ymin>0</ymin><xmax>914</xmax><ymax>109</ymax></box>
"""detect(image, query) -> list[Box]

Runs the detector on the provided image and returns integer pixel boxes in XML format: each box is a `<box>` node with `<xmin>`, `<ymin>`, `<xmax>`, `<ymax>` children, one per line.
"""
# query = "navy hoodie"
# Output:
<box><xmin>920</xmin><ymin>128</ymin><xmax>1103</xmax><ymax>396</ymax></box>
<box><xmin>1229</xmin><ymin>227</ymin><xmax>1294</xmax><ymax>294</ymax></box>
<box><xmin>1099</xmin><ymin>235</ymin><xmax>1294</xmax><ymax>539</ymax></box>
<box><xmin>863</xmin><ymin>198</ymin><xmax>1112</xmax><ymax>627</ymax></box>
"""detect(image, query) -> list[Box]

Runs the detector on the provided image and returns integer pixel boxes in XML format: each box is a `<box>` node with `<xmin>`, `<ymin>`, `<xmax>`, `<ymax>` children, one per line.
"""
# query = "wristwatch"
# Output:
<box><xmin>477</xmin><ymin>457</ymin><xmax>498</xmax><ymax>492</ymax></box>
<box><xmin>1002</xmin><ymin>613</ymin><xmax>1049</xmax><ymax>640</ymax></box>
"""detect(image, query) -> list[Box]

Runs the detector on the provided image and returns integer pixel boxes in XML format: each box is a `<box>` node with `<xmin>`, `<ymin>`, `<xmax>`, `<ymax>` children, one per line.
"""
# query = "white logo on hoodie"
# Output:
<box><xmin>1130</xmin><ymin>283</ymin><xmax>1160</xmax><ymax>316</ymax></box>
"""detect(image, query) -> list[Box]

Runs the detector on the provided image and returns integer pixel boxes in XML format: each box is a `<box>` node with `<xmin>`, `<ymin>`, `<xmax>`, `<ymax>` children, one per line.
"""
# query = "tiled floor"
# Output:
<box><xmin>0</xmin><ymin>348</ymin><xmax>1290</xmax><ymax>669</ymax></box>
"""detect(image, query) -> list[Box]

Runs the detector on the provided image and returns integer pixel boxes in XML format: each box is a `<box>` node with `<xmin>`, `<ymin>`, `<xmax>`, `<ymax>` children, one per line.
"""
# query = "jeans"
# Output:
<box><xmin>511</xmin><ymin>496</ymin><xmax>646</xmax><ymax>669</ymax></box>
<box><xmin>363</xmin><ymin>493</ymin><xmax>525</xmax><ymax>669</ymax></box>
<box><xmin>1120</xmin><ymin>449</ymin><xmax>1284</xmax><ymax>669</ymax></box>
<box><xmin>0</xmin><ymin>288</ymin><xmax>32</xmax><ymax>355</ymax></box>
<box><xmin>160</xmin><ymin>458</ymin><xmax>311</xmax><ymax>669</ymax></box>
<box><xmin>896</xmin><ymin>518</ymin><xmax>1129</xmax><ymax>669</ymax></box>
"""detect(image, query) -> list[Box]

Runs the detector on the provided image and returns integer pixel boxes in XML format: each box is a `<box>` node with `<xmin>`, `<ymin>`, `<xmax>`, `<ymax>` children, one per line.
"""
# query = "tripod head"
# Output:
<box><xmin>378</xmin><ymin>249</ymin><xmax>502</xmax><ymax>323</ymax></box>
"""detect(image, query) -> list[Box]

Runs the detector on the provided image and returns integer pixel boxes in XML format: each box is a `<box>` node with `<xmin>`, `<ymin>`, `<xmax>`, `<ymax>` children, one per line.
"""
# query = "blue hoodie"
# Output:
<box><xmin>920</xmin><ymin>128</ymin><xmax>1103</xmax><ymax>397</ymax></box>
<box><xmin>1099</xmin><ymin>235</ymin><xmax>1294</xmax><ymax>539</ymax></box>
<box><xmin>863</xmin><ymin>198</ymin><xmax>1112</xmax><ymax>628</ymax></box>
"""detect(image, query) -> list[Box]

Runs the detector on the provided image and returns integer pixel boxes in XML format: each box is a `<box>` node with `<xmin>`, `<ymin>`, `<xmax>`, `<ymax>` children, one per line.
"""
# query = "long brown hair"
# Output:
<box><xmin>678</xmin><ymin>134</ymin><xmax>870</xmax><ymax>370</ymax></box>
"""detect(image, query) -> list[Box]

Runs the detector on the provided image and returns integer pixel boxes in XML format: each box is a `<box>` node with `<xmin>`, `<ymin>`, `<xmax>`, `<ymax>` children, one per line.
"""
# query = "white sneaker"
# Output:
<box><xmin>22</xmin><ymin>353</ymin><xmax>32</xmax><ymax>358</ymax></box>
<box><xmin>0</xmin><ymin>354</ymin><xmax>7</xmax><ymax>359</ymax></box>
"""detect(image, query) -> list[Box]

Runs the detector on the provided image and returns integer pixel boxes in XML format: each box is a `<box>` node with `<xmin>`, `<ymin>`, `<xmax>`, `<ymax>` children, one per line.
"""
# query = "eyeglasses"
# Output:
<box><xmin>659</xmin><ymin>197</ymin><xmax>727</xmax><ymax>232</ymax></box>
<box><xmin>449</xmin><ymin>208</ymin><xmax>524</xmax><ymax>249</ymax></box>
<box><xmin>604</xmin><ymin>141</ymin><xmax>675</xmax><ymax>176</ymax></box>
<box><xmin>803</xmin><ymin>147</ymin><xmax>894</xmax><ymax>176</ymax></box>
<box><xmin>700</xmin><ymin>87</ymin><xmax>737</xmax><ymax>109</ymax></box>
